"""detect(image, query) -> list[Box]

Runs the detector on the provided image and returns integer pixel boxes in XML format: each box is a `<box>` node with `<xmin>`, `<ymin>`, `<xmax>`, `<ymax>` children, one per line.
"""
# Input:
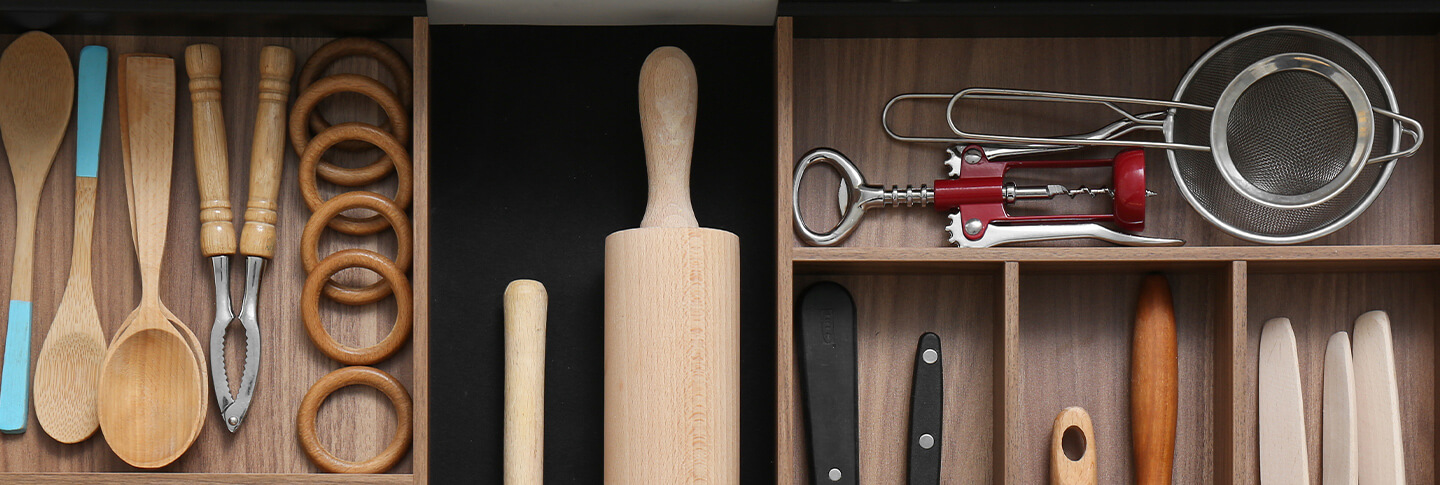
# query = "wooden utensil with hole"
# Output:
<box><xmin>1259</xmin><ymin>317</ymin><xmax>1310</xmax><ymax>485</ymax></box>
<box><xmin>505</xmin><ymin>279</ymin><xmax>546</xmax><ymax>485</ymax></box>
<box><xmin>97</xmin><ymin>55</ymin><xmax>205</xmax><ymax>469</ymax></box>
<box><xmin>1324</xmin><ymin>331</ymin><xmax>1358</xmax><ymax>485</ymax></box>
<box><xmin>33</xmin><ymin>45</ymin><xmax>106</xmax><ymax>444</ymax></box>
<box><xmin>0</xmin><ymin>31</ymin><xmax>75</xmax><ymax>434</ymax></box>
<box><xmin>604</xmin><ymin>46</ymin><xmax>740</xmax><ymax>484</ymax></box>
<box><xmin>1131</xmin><ymin>274</ymin><xmax>1177</xmax><ymax>485</ymax></box>
<box><xmin>1354</xmin><ymin>310</ymin><xmax>1406</xmax><ymax>484</ymax></box>
<box><xmin>1052</xmin><ymin>406</ymin><xmax>1097</xmax><ymax>485</ymax></box>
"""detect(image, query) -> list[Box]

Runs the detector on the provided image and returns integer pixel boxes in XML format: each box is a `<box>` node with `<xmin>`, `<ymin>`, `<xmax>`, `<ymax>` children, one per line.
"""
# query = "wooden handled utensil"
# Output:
<box><xmin>505</xmin><ymin>280</ymin><xmax>547</xmax><ymax>485</ymax></box>
<box><xmin>1324</xmin><ymin>331</ymin><xmax>1358</xmax><ymax>485</ymax></box>
<box><xmin>1354</xmin><ymin>310</ymin><xmax>1406</xmax><ymax>483</ymax></box>
<box><xmin>604</xmin><ymin>46</ymin><xmax>740</xmax><ymax>484</ymax></box>
<box><xmin>0</xmin><ymin>31</ymin><xmax>74</xmax><ymax>434</ymax></box>
<box><xmin>1051</xmin><ymin>407</ymin><xmax>1097</xmax><ymax>485</ymax></box>
<box><xmin>98</xmin><ymin>55</ymin><xmax>206</xmax><ymax>468</ymax></box>
<box><xmin>1131</xmin><ymin>274</ymin><xmax>1177</xmax><ymax>485</ymax></box>
<box><xmin>1259</xmin><ymin>317</ymin><xmax>1309</xmax><ymax>485</ymax></box>
<box><xmin>34</xmin><ymin>45</ymin><xmax>106</xmax><ymax>444</ymax></box>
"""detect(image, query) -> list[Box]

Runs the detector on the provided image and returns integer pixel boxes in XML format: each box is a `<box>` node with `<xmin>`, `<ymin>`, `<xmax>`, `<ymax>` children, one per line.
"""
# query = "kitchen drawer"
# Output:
<box><xmin>776</xmin><ymin>14</ymin><xmax>1438</xmax><ymax>484</ymax></box>
<box><xmin>0</xmin><ymin>17</ymin><xmax>430</xmax><ymax>482</ymax></box>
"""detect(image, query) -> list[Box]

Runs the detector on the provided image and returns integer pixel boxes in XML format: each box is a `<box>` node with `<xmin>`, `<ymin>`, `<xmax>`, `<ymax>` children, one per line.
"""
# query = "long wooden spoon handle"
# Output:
<box><xmin>184</xmin><ymin>44</ymin><xmax>235</xmax><ymax>257</ymax></box>
<box><xmin>504</xmin><ymin>280</ymin><xmax>547</xmax><ymax>485</ymax></box>
<box><xmin>637</xmin><ymin>46</ymin><xmax>698</xmax><ymax>229</ymax></box>
<box><xmin>124</xmin><ymin>55</ymin><xmax>176</xmax><ymax>292</ymax></box>
<box><xmin>240</xmin><ymin>46</ymin><xmax>293</xmax><ymax>259</ymax></box>
<box><xmin>1131</xmin><ymin>274</ymin><xmax>1177</xmax><ymax>485</ymax></box>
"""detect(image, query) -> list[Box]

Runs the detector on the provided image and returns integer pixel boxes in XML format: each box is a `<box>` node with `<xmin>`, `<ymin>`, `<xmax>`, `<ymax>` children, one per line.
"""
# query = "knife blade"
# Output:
<box><xmin>798</xmin><ymin>281</ymin><xmax>858</xmax><ymax>485</ymax></box>
<box><xmin>908</xmin><ymin>332</ymin><xmax>942</xmax><ymax>485</ymax></box>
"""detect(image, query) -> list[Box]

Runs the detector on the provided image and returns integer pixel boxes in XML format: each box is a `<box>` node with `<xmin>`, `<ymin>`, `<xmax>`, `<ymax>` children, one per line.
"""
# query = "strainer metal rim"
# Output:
<box><xmin>1209</xmin><ymin>52</ymin><xmax>1375</xmax><ymax>210</ymax></box>
<box><xmin>1163</xmin><ymin>25</ymin><xmax>1400</xmax><ymax>244</ymax></box>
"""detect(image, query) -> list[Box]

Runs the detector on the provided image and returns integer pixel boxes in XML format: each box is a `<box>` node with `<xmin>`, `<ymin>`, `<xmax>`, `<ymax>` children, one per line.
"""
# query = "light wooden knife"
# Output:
<box><xmin>1259</xmin><ymin>317</ymin><xmax>1309</xmax><ymax>485</ymax></box>
<box><xmin>1353</xmin><ymin>310</ymin><xmax>1406</xmax><ymax>484</ymax></box>
<box><xmin>1323</xmin><ymin>331</ymin><xmax>1357</xmax><ymax>485</ymax></box>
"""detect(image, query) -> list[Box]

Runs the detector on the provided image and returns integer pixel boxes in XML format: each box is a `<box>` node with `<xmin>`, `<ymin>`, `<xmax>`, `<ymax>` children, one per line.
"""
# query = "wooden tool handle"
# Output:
<box><xmin>124</xmin><ymin>55</ymin><xmax>177</xmax><ymax>294</ymax></box>
<box><xmin>1131</xmin><ymin>274</ymin><xmax>1177</xmax><ymax>485</ymax></box>
<box><xmin>184</xmin><ymin>44</ymin><xmax>235</xmax><ymax>257</ymax></box>
<box><xmin>504</xmin><ymin>280</ymin><xmax>547</xmax><ymax>485</ymax></box>
<box><xmin>1051</xmin><ymin>407</ymin><xmax>1098</xmax><ymax>485</ymax></box>
<box><xmin>240</xmin><ymin>46</ymin><xmax>293</xmax><ymax>259</ymax></box>
<box><xmin>637</xmin><ymin>46</ymin><xmax>698</xmax><ymax>229</ymax></box>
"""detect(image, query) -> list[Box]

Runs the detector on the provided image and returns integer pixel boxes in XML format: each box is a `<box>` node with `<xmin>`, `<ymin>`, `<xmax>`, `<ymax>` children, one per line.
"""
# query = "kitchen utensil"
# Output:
<box><xmin>116</xmin><ymin>52</ymin><xmax>210</xmax><ymax>453</ymax></box>
<box><xmin>505</xmin><ymin>279</ymin><xmax>546</xmax><ymax>485</ymax></box>
<box><xmin>0</xmin><ymin>31</ymin><xmax>74</xmax><ymax>434</ymax></box>
<box><xmin>33</xmin><ymin>45</ymin><xmax>106</xmax><ymax>444</ymax></box>
<box><xmin>1324</xmin><ymin>331</ymin><xmax>1358</xmax><ymax>485</ymax></box>
<box><xmin>1259</xmin><ymin>317</ymin><xmax>1310</xmax><ymax>485</ymax></box>
<box><xmin>297</xmin><ymin>365</ymin><xmax>411</xmax><ymax>473</ymax></box>
<box><xmin>1131</xmin><ymin>274</ymin><xmax>1177</xmax><ymax>485</ymax></box>
<box><xmin>1354</xmin><ymin>310</ymin><xmax>1406</xmax><ymax>483</ymax></box>
<box><xmin>908</xmin><ymin>332</ymin><xmax>942</xmax><ymax>485</ymax></box>
<box><xmin>793</xmin><ymin>146</ymin><xmax>1181</xmax><ymax>247</ymax></box>
<box><xmin>603</xmin><ymin>46</ymin><xmax>740</xmax><ymax>485</ymax></box>
<box><xmin>1051</xmin><ymin>407</ymin><xmax>1097</xmax><ymax>485</ymax></box>
<box><xmin>98</xmin><ymin>55</ymin><xmax>205</xmax><ymax>468</ymax></box>
<box><xmin>797</xmin><ymin>281</ymin><xmax>858</xmax><ymax>485</ymax></box>
<box><xmin>884</xmin><ymin>25</ymin><xmax>1423</xmax><ymax>243</ymax></box>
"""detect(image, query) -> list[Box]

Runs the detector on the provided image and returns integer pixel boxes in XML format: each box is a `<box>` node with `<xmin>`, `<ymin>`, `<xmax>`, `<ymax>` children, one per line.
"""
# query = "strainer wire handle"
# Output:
<box><xmin>884</xmin><ymin>93</ymin><xmax>1168</xmax><ymax>159</ymax></box>
<box><xmin>941</xmin><ymin>88</ymin><xmax>1214</xmax><ymax>151</ymax></box>
<box><xmin>1367</xmin><ymin>108</ymin><xmax>1424</xmax><ymax>164</ymax></box>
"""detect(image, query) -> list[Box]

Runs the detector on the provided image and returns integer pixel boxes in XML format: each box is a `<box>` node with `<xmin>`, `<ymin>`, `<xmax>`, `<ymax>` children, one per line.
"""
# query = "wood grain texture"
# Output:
<box><xmin>503</xmin><ymin>280</ymin><xmax>545</xmax><ymax>485</ymax></box>
<box><xmin>1220</xmin><ymin>261</ymin><xmax>1248</xmax><ymax>484</ymax></box>
<box><xmin>239</xmin><ymin>45</ymin><xmax>293</xmax><ymax>260</ymax></box>
<box><xmin>774</xmin><ymin>16</ymin><xmax>804</xmax><ymax>485</ymax></box>
<box><xmin>1247</xmin><ymin>273</ymin><xmax>1435</xmax><ymax>484</ymax></box>
<box><xmin>33</xmin><ymin>177</ymin><xmax>103</xmax><ymax>444</ymax></box>
<box><xmin>1352</xmin><ymin>311</ymin><xmax>1406</xmax><ymax>484</ymax></box>
<box><xmin>1051</xmin><ymin>406</ymin><xmax>1097</xmax><ymax>485</ymax></box>
<box><xmin>408</xmin><ymin>17</ymin><xmax>429</xmax><ymax>482</ymax></box>
<box><xmin>1258</xmin><ymin>318</ymin><xmax>1310</xmax><ymax>485</ymax></box>
<box><xmin>998</xmin><ymin>261</ymin><xmax>1020</xmax><ymax>484</ymax></box>
<box><xmin>1322</xmin><ymin>331</ymin><xmax>1357</xmax><ymax>485</ymax></box>
<box><xmin>793</xmin><ymin>273</ymin><xmax>997</xmax><ymax>484</ymax></box>
<box><xmin>1016</xmin><ymin>270</ymin><xmax>1214</xmax><ymax>484</ymax></box>
<box><xmin>183</xmin><ymin>43</ymin><xmax>236</xmax><ymax>258</ymax></box>
<box><xmin>637</xmin><ymin>46</ymin><xmax>699</xmax><ymax>230</ymax></box>
<box><xmin>0</xmin><ymin>33</ymin><xmax>418</xmax><ymax>476</ymax></box>
<box><xmin>296</xmin><ymin>366</ymin><xmax>411</xmax><ymax>474</ymax></box>
<box><xmin>1131</xmin><ymin>274</ymin><xmax>1177</xmax><ymax>485</ymax></box>
<box><xmin>790</xmin><ymin>36</ymin><xmax>1435</xmax><ymax>249</ymax></box>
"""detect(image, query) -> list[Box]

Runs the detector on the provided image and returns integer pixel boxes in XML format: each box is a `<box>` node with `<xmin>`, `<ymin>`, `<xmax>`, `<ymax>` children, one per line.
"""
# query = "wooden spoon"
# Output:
<box><xmin>0</xmin><ymin>31</ymin><xmax>75</xmax><ymax>434</ymax></box>
<box><xmin>34</xmin><ymin>45</ymin><xmax>107</xmax><ymax>444</ymax></box>
<box><xmin>97</xmin><ymin>55</ymin><xmax>204</xmax><ymax>469</ymax></box>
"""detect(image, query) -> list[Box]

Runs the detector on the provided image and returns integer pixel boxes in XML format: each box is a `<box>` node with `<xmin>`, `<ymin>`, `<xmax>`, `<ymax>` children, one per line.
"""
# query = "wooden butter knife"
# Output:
<box><xmin>1259</xmin><ymin>317</ymin><xmax>1309</xmax><ymax>485</ymax></box>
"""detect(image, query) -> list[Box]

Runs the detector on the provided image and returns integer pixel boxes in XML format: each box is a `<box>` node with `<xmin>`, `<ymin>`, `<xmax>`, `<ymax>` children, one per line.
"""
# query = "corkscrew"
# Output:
<box><xmin>792</xmin><ymin>145</ymin><xmax>1184</xmax><ymax>247</ymax></box>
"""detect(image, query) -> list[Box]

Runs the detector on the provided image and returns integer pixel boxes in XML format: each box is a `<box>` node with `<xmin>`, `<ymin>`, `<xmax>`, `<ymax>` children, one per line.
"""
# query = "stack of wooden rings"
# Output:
<box><xmin>291</xmin><ymin>37</ymin><xmax>414</xmax><ymax>474</ymax></box>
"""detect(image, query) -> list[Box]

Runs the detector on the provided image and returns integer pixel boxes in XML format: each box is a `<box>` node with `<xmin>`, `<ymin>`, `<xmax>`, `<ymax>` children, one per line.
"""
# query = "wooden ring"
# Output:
<box><xmin>299</xmin><ymin>123</ymin><xmax>414</xmax><ymax>231</ymax></box>
<box><xmin>289</xmin><ymin>74</ymin><xmax>411</xmax><ymax>186</ymax></box>
<box><xmin>303</xmin><ymin>249</ymin><xmax>413</xmax><ymax>365</ymax></box>
<box><xmin>297</xmin><ymin>366</ymin><xmax>412</xmax><ymax>473</ymax></box>
<box><xmin>298</xmin><ymin>38</ymin><xmax>412</xmax><ymax>153</ymax></box>
<box><xmin>303</xmin><ymin>192</ymin><xmax>413</xmax><ymax>304</ymax></box>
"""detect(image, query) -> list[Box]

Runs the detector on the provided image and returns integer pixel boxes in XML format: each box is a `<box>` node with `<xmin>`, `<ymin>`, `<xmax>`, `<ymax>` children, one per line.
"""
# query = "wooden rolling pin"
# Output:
<box><xmin>1131</xmin><ymin>274</ymin><xmax>1177</xmax><ymax>485</ymax></box>
<box><xmin>505</xmin><ymin>280</ymin><xmax>546</xmax><ymax>485</ymax></box>
<box><xmin>604</xmin><ymin>46</ymin><xmax>740</xmax><ymax>484</ymax></box>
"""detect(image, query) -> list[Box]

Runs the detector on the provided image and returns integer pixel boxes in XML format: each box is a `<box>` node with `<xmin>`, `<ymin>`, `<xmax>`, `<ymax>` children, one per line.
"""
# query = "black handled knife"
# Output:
<box><xmin>798</xmin><ymin>281</ymin><xmax>858</xmax><ymax>485</ymax></box>
<box><xmin>908</xmin><ymin>332</ymin><xmax>943</xmax><ymax>485</ymax></box>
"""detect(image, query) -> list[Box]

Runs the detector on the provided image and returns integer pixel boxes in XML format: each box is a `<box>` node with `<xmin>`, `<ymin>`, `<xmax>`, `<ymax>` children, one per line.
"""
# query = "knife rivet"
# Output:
<box><xmin>828</xmin><ymin>468</ymin><xmax>842</xmax><ymax>481</ymax></box>
<box><xmin>922</xmin><ymin>348</ymin><xmax>938</xmax><ymax>364</ymax></box>
<box><xmin>919</xmin><ymin>433</ymin><xmax>935</xmax><ymax>449</ymax></box>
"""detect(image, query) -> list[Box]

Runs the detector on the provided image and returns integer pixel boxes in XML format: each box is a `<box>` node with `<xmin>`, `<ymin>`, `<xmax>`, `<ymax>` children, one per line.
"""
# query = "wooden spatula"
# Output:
<box><xmin>1259</xmin><ymin>317</ymin><xmax>1309</xmax><ymax>485</ymax></box>
<box><xmin>1323</xmin><ymin>331</ymin><xmax>1357</xmax><ymax>485</ymax></box>
<box><xmin>0</xmin><ymin>31</ymin><xmax>74</xmax><ymax>434</ymax></box>
<box><xmin>1353</xmin><ymin>310</ymin><xmax>1406</xmax><ymax>484</ymax></box>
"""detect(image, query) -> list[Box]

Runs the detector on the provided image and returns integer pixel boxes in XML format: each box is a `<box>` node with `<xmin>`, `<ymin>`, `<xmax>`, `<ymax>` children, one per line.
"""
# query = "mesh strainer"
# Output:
<box><xmin>884</xmin><ymin>25</ymin><xmax>1424</xmax><ymax>244</ymax></box>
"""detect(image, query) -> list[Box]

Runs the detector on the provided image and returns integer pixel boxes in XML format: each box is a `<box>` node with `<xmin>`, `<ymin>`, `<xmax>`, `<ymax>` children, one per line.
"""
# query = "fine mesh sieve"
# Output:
<box><xmin>881</xmin><ymin>25</ymin><xmax>1423</xmax><ymax>243</ymax></box>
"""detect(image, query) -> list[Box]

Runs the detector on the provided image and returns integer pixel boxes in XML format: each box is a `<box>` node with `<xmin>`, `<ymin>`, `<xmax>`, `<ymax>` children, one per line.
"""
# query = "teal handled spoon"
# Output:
<box><xmin>0</xmin><ymin>31</ymin><xmax>75</xmax><ymax>434</ymax></box>
<box><xmin>33</xmin><ymin>45</ymin><xmax>107</xmax><ymax>443</ymax></box>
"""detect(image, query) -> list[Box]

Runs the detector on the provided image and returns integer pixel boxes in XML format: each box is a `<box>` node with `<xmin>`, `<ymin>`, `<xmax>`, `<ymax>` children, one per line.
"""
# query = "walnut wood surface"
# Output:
<box><xmin>0</xmin><ymin>33</ymin><xmax>417</xmax><ymax>475</ymax></box>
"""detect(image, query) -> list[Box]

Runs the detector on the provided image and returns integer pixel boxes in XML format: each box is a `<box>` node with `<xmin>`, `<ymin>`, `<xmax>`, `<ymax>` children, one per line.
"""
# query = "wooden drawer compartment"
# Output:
<box><xmin>0</xmin><ymin>18</ymin><xmax>430</xmax><ymax>482</ymax></box>
<box><xmin>776</xmin><ymin>15</ymin><xmax>1438</xmax><ymax>484</ymax></box>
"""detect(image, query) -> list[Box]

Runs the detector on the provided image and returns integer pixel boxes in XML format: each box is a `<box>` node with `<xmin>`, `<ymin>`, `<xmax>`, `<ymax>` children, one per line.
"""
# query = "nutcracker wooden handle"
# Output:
<box><xmin>1131</xmin><ymin>274</ymin><xmax>1178</xmax><ymax>485</ymax></box>
<box><xmin>184</xmin><ymin>44</ymin><xmax>235</xmax><ymax>257</ymax></box>
<box><xmin>637</xmin><ymin>46</ymin><xmax>698</xmax><ymax>229</ymax></box>
<box><xmin>504</xmin><ymin>280</ymin><xmax>547</xmax><ymax>485</ymax></box>
<box><xmin>240</xmin><ymin>45</ymin><xmax>293</xmax><ymax>259</ymax></box>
